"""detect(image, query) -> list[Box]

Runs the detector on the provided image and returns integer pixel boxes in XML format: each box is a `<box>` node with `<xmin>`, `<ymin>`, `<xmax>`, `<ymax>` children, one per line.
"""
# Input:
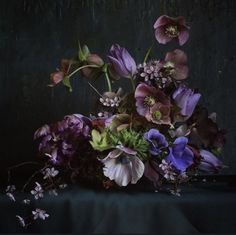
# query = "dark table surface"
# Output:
<box><xmin>1</xmin><ymin>176</ymin><xmax>236</xmax><ymax>233</ymax></box>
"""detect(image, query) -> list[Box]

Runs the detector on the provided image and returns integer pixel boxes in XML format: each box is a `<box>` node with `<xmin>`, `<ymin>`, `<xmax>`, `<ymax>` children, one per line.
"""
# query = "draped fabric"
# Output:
<box><xmin>1</xmin><ymin>176</ymin><xmax>236</xmax><ymax>233</ymax></box>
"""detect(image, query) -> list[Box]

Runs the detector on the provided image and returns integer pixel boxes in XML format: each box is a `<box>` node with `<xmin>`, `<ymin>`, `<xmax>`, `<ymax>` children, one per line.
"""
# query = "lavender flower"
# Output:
<box><xmin>100</xmin><ymin>145</ymin><xmax>144</xmax><ymax>187</ymax></box>
<box><xmin>144</xmin><ymin>129</ymin><xmax>168</xmax><ymax>155</ymax></box>
<box><xmin>135</xmin><ymin>83</ymin><xmax>171</xmax><ymax>124</ymax></box>
<box><xmin>99</xmin><ymin>88</ymin><xmax>123</xmax><ymax>107</ymax></box>
<box><xmin>154</xmin><ymin>15</ymin><xmax>190</xmax><ymax>46</ymax></box>
<box><xmin>159</xmin><ymin>159</ymin><xmax>177</xmax><ymax>181</ymax></box>
<box><xmin>108</xmin><ymin>44</ymin><xmax>136</xmax><ymax>78</ymax></box>
<box><xmin>31</xmin><ymin>182</ymin><xmax>44</xmax><ymax>200</ymax></box>
<box><xmin>166</xmin><ymin>137</ymin><xmax>194</xmax><ymax>172</ymax></box>
<box><xmin>198</xmin><ymin>150</ymin><xmax>223</xmax><ymax>173</ymax></box>
<box><xmin>32</xmin><ymin>209</ymin><xmax>49</xmax><ymax>220</ymax></box>
<box><xmin>43</xmin><ymin>167</ymin><xmax>59</xmax><ymax>179</ymax></box>
<box><xmin>173</xmin><ymin>86</ymin><xmax>201</xmax><ymax>119</ymax></box>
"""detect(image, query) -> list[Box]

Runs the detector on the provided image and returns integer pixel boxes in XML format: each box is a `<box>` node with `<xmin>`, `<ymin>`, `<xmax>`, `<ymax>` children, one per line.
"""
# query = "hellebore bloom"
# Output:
<box><xmin>135</xmin><ymin>83</ymin><xmax>171</xmax><ymax>124</ymax></box>
<box><xmin>144</xmin><ymin>129</ymin><xmax>168</xmax><ymax>155</ymax></box>
<box><xmin>161</xmin><ymin>49</ymin><xmax>188</xmax><ymax>81</ymax></box>
<box><xmin>108</xmin><ymin>44</ymin><xmax>136</xmax><ymax>78</ymax></box>
<box><xmin>166</xmin><ymin>137</ymin><xmax>194</xmax><ymax>172</ymax></box>
<box><xmin>100</xmin><ymin>145</ymin><xmax>144</xmax><ymax>187</ymax></box>
<box><xmin>198</xmin><ymin>149</ymin><xmax>223</xmax><ymax>173</ymax></box>
<box><xmin>154</xmin><ymin>15</ymin><xmax>190</xmax><ymax>46</ymax></box>
<box><xmin>173</xmin><ymin>86</ymin><xmax>201</xmax><ymax>119</ymax></box>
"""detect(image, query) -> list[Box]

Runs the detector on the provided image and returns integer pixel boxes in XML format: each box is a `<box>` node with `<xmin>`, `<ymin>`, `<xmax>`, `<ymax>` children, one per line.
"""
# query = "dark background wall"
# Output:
<box><xmin>0</xmin><ymin>0</ymin><xmax>236</xmax><ymax>182</ymax></box>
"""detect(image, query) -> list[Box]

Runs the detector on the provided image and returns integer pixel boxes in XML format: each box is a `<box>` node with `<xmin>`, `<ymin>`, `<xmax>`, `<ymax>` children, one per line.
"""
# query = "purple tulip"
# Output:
<box><xmin>100</xmin><ymin>145</ymin><xmax>144</xmax><ymax>186</ymax></box>
<box><xmin>166</xmin><ymin>137</ymin><xmax>194</xmax><ymax>172</ymax></box>
<box><xmin>198</xmin><ymin>150</ymin><xmax>223</xmax><ymax>173</ymax></box>
<box><xmin>144</xmin><ymin>129</ymin><xmax>168</xmax><ymax>155</ymax></box>
<box><xmin>173</xmin><ymin>86</ymin><xmax>201</xmax><ymax>119</ymax></box>
<box><xmin>135</xmin><ymin>83</ymin><xmax>171</xmax><ymax>125</ymax></box>
<box><xmin>108</xmin><ymin>44</ymin><xmax>136</xmax><ymax>78</ymax></box>
<box><xmin>154</xmin><ymin>15</ymin><xmax>190</xmax><ymax>46</ymax></box>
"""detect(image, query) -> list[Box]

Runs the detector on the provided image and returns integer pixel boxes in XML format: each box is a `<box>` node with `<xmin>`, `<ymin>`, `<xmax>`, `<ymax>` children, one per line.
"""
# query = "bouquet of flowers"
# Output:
<box><xmin>7</xmin><ymin>15</ymin><xmax>226</xmax><ymax>227</ymax></box>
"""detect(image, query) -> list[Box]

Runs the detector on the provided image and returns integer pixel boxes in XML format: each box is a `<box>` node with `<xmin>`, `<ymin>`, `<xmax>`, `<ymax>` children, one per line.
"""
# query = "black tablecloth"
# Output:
<box><xmin>1</xmin><ymin>176</ymin><xmax>236</xmax><ymax>233</ymax></box>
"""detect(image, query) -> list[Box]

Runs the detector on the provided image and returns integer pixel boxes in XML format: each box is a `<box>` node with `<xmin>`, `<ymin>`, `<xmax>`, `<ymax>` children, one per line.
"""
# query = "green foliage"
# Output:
<box><xmin>78</xmin><ymin>44</ymin><xmax>90</xmax><ymax>62</ymax></box>
<box><xmin>110</xmin><ymin>129</ymin><xmax>149</xmax><ymax>160</ymax></box>
<box><xmin>62</xmin><ymin>76</ymin><xmax>72</xmax><ymax>92</ymax></box>
<box><xmin>89</xmin><ymin>129</ymin><xmax>113</xmax><ymax>152</ymax></box>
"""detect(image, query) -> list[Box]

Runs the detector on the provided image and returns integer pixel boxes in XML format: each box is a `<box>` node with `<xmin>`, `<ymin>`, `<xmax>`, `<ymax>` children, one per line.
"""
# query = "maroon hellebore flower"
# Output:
<box><xmin>161</xmin><ymin>49</ymin><xmax>189</xmax><ymax>81</ymax></box>
<box><xmin>154</xmin><ymin>15</ymin><xmax>190</xmax><ymax>46</ymax></box>
<box><xmin>135</xmin><ymin>83</ymin><xmax>171</xmax><ymax>125</ymax></box>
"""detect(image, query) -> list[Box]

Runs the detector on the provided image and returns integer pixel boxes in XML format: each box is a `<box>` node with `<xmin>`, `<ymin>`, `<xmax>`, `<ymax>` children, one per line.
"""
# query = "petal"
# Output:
<box><xmin>108</xmin><ymin>56</ymin><xmax>129</xmax><ymax>77</ymax></box>
<box><xmin>173</xmin><ymin>64</ymin><xmax>189</xmax><ymax>80</ymax></box>
<box><xmin>144</xmin><ymin>160</ymin><xmax>161</xmax><ymax>187</ymax></box>
<box><xmin>121</xmin><ymin>48</ymin><xmax>137</xmax><ymax>76</ymax></box>
<box><xmin>154</xmin><ymin>27</ymin><xmax>173</xmax><ymax>44</ymax></box>
<box><xmin>116</xmin><ymin>145</ymin><xmax>137</xmax><ymax>155</ymax></box>
<box><xmin>178</xmin><ymin>27</ymin><xmax>190</xmax><ymax>46</ymax></box>
<box><xmin>153</xmin><ymin>15</ymin><xmax>172</xmax><ymax>28</ymax></box>
<box><xmin>130</xmin><ymin>156</ymin><xmax>145</xmax><ymax>184</ymax></box>
<box><xmin>173</xmin><ymin>137</ymin><xmax>188</xmax><ymax>156</ymax></box>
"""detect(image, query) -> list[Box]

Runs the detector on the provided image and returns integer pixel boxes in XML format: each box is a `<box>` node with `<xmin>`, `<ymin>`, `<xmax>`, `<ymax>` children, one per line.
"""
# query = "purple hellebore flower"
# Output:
<box><xmin>144</xmin><ymin>129</ymin><xmax>168</xmax><ymax>155</ymax></box>
<box><xmin>108</xmin><ymin>44</ymin><xmax>137</xmax><ymax>78</ymax></box>
<box><xmin>166</xmin><ymin>137</ymin><xmax>194</xmax><ymax>172</ymax></box>
<box><xmin>135</xmin><ymin>83</ymin><xmax>171</xmax><ymax>125</ymax></box>
<box><xmin>198</xmin><ymin>150</ymin><xmax>223</xmax><ymax>173</ymax></box>
<box><xmin>173</xmin><ymin>86</ymin><xmax>201</xmax><ymax>119</ymax></box>
<box><xmin>154</xmin><ymin>15</ymin><xmax>190</xmax><ymax>46</ymax></box>
<box><xmin>100</xmin><ymin>145</ymin><xmax>144</xmax><ymax>187</ymax></box>
<box><xmin>162</xmin><ymin>49</ymin><xmax>188</xmax><ymax>81</ymax></box>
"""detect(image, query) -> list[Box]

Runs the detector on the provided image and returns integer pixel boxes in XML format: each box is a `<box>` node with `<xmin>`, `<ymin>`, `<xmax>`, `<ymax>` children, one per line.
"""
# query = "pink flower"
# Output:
<box><xmin>154</xmin><ymin>15</ymin><xmax>190</xmax><ymax>46</ymax></box>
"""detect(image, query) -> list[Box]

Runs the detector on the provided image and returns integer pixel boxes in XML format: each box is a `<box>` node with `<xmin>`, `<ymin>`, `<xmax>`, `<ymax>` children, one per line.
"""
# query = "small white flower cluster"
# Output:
<box><xmin>42</xmin><ymin>167</ymin><xmax>59</xmax><ymax>179</ymax></box>
<box><xmin>97</xmin><ymin>111</ymin><xmax>111</xmax><ymax>118</ymax></box>
<box><xmin>31</xmin><ymin>182</ymin><xmax>44</xmax><ymax>200</ymax></box>
<box><xmin>159</xmin><ymin>159</ymin><xmax>177</xmax><ymax>181</ymax></box>
<box><xmin>99</xmin><ymin>96</ymin><xmax>121</xmax><ymax>107</ymax></box>
<box><xmin>32</xmin><ymin>208</ymin><xmax>49</xmax><ymax>220</ymax></box>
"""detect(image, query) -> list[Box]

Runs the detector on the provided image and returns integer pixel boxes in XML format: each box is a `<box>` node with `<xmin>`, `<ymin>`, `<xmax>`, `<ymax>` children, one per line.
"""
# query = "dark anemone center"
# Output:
<box><xmin>144</xmin><ymin>96</ymin><xmax>156</xmax><ymax>107</ymax></box>
<box><xmin>117</xmin><ymin>155</ymin><xmax>130</xmax><ymax>164</ymax></box>
<box><xmin>165</xmin><ymin>25</ymin><xmax>179</xmax><ymax>37</ymax></box>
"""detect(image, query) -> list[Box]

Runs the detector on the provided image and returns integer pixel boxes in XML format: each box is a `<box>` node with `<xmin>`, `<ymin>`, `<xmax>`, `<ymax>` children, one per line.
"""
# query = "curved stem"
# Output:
<box><xmin>68</xmin><ymin>64</ymin><xmax>99</xmax><ymax>78</ymax></box>
<box><xmin>105</xmin><ymin>72</ymin><xmax>112</xmax><ymax>92</ymax></box>
<box><xmin>129</xmin><ymin>76</ymin><xmax>135</xmax><ymax>91</ymax></box>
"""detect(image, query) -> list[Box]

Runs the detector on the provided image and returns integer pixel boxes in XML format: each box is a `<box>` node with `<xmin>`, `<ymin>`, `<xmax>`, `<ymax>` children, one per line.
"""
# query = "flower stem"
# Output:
<box><xmin>130</xmin><ymin>76</ymin><xmax>135</xmax><ymax>91</ymax></box>
<box><xmin>143</xmin><ymin>42</ymin><xmax>154</xmax><ymax>63</ymax></box>
<box><xmin>105</xmin><ymin>72</ymin><xmax>112</xmax><ymax>92</ymax></box>
<box><xmin>68</xmin><ymin>64</ymin><xmax>99</xmax><ymax>78</ymax></box>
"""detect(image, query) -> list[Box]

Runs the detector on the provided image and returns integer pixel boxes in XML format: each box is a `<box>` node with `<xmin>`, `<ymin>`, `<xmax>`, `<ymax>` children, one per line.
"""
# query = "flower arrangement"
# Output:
<box><xmin>6</xmin><ymin>15</ymin><xmax>226</xmax><ymax>228</ymax></box>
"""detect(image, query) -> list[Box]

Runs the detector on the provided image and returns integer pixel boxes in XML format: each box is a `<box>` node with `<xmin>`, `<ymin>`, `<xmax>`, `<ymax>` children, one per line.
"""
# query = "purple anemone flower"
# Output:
<box><xmin>135</xmin><ymin>83</ymin><xmax>171</xmax><ymax>125</ymax></box>
<box><xmin>173</xmin><ymin>86</ymin><xmax>201</xmax><ymax>119</ymax></box>
<box><xmin>154</xmin><ymin>15</ymin><xmax>190</xmax><ymax>46</ymax></box>
<box><xmin>100</xmin><ymin>145</ymin><xmax>144</xmax><ymax>187</ymax></box>
<box><xmin>166</xmin><ymin>137</ymin><xmax>194</xmax><ymax>172</ymax></box>
<box><xmin>161</xmin><ymin>49</ymin><xmax>188</xmax><ymax>81</ymax></box>
<box><xmin>198</xmin><ymin>150</ymin><xmax>223</xmax><ymax>173</ymax></box>
<box><xmin>144</xmin><ymin>129</ymin><xmax>168</xmax><ymax>155</ymax></box>
<box><xmin>108</xmin><ymin>44</ymin><xmax>136</xmax><ymax>78</ymax></box>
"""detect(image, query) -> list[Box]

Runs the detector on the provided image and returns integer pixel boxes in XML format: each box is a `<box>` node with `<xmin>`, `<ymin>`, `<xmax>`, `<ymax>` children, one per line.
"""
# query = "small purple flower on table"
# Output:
<box><xmin>108</xmin><ymin>44</ymin><xmax>137</xmax><ymax>78</ymax></box>
<box><xmin>173</xmin><ymin>86</ymin><xmax>201</xmax><ymax>120</ymax></box>
<box><xmin>198</xmin><ymin>150</ymin><xmax>223</xmax><ymax>173</ymax></box>
<box><xmin>144</xmin><ymin>129</ymin><xmax>168</xmax><ymax>155</ymax></box>
<box><xmin>166</xmin><ymin>137</ymin><xmax>194</xmax><ymax>172</ymax></box>
<box><xmin>100</xmin><ymin>145</ymin><xmax>144</xmax><ymax>187</ymax></box>
<box><xmin>135</xmin><ymin>83</ymin><xmax>171</xmax><ymax>124</ymax></box>
<box><xmin>161</xmin><ymin>49</ymin><xmax>188</xmax><ymax>81</ymax></box>
<box><xmin>154</xmin><ymin>15</ymin><xmax>190</xmax><ymax>46</ymax></box>
<box><xmin>32</xmin><ymin>209</ymin><xmax>49</xmax><ymax>220</ymax></box>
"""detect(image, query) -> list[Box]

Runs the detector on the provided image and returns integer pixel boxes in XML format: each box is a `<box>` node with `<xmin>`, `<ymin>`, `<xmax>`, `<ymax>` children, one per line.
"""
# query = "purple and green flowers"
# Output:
<box><xmin>8</xmin><ymin>14</ymin><xmax>227</xmax><ymax>229</ymax></box>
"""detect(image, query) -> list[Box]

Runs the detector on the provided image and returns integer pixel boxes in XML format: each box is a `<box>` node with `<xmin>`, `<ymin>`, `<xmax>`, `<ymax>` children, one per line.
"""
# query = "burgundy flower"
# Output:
<box><xmin>154</xmin><ymin>15</ymin><xmax>190</xmax><ymax>46</ymax></box>
<box><xmin>108</xmin><ymin>44</ymin><xmax>136</xmax><ymax>78</ymax></box>
<box><xmin>135</xmin><ymin>83</ymin><xmax>171</xmax><ymax>124</ymax></box>
<box><xmin>161</xmin><ymin>49</ymin><xmax>188</xmax><ymax>81</ymax></box>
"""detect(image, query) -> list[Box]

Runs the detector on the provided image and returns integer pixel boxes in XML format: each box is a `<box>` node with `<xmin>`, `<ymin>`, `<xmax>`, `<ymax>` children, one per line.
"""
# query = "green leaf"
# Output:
<box><xmin>62</xmin><ymin>76</ymin><xmax>72</xmax><ymax>92</ymax></box>
<box><xmin>78</xmin><ymin>43</ymin><xmax>90</xmax><ymax>62</ymax></box>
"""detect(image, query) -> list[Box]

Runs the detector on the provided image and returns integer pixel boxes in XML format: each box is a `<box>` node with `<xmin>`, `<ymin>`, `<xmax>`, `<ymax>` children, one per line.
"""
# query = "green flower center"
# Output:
<box><xmin>144</xmin><ymin>96</ymin><xmax>156</xmax><ymax>107</ymax></box>
<box><xmin>152</xmin><ymin>110</ymin><xmax>162</xmax><ymax>120</ymax></box>
<box><xmin>165</xmin><ymin>25</ymin><xmax>179</xmax><ymax>37</ymax></box>
<box><xmin>163</xmin><ymin>61</ymin><xmax>175</xmax><ymax>76</ymax></box>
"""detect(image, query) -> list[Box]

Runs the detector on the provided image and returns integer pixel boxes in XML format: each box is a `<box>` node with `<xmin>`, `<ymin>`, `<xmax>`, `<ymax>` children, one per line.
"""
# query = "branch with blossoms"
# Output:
<box><xmin>4</xmin><ymin>15</ymin><xmax>227</xmax><ymax>228</ymax></box>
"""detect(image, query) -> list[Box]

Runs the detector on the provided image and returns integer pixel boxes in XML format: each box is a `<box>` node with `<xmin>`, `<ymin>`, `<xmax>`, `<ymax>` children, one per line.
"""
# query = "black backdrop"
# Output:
<box><xmin>0</xmin><ymin>0</ymin><xmax>236</xmax><ymax>184</ymax></box>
